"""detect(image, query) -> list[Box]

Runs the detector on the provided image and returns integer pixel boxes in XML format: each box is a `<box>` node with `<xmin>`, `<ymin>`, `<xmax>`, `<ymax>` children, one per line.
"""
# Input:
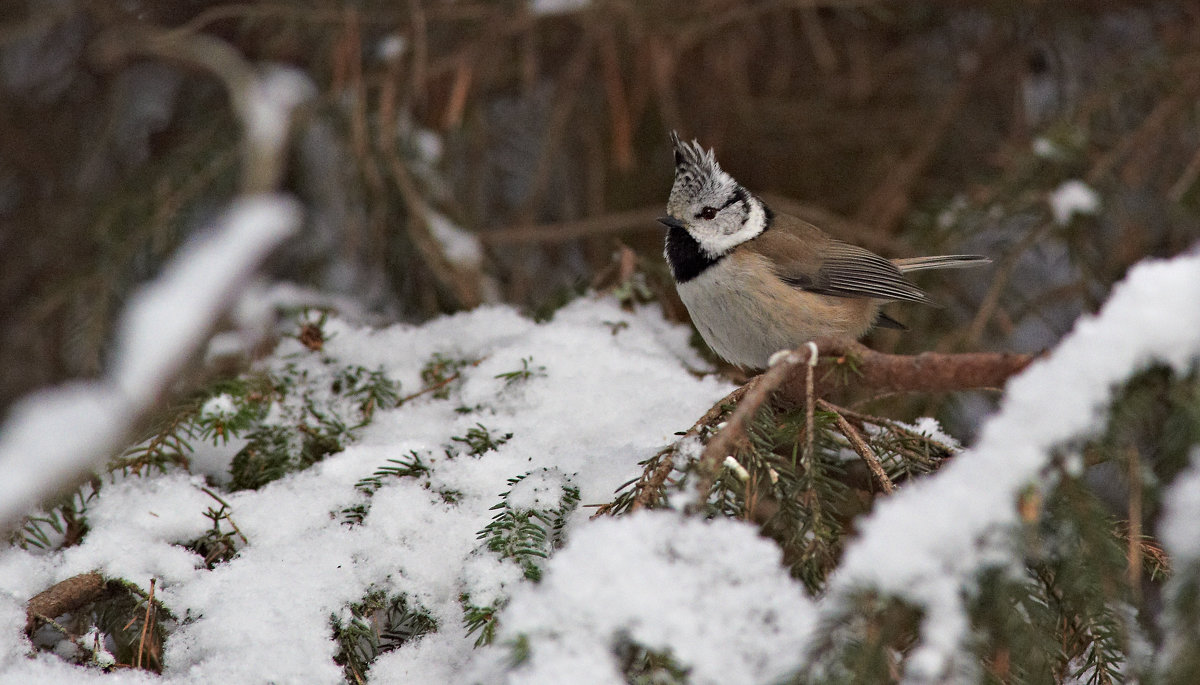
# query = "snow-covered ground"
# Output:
<box><xmin>1</xmin><ymin>295</ymin><xmax>786</xmax><ymax>684</ymax></box>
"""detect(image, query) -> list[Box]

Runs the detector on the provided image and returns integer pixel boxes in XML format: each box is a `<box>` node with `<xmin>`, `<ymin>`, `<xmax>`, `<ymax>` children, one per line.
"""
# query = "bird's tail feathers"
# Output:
<box><xmin>892</xmin><ymin>255</ymin><xmax>991</xmax><ymax>273</ymax></box>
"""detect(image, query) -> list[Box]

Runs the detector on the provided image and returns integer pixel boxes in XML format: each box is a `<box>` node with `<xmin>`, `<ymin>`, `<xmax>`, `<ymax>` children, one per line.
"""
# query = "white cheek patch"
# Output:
<box><xmin>695</xmin><ymin>198</ymin><xmax>767</xmax><ymax>258</ymax></box>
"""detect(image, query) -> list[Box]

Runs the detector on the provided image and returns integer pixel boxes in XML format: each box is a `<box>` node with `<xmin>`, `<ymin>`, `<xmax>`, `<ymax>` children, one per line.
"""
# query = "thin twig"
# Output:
<box><xmin>855</xmin><ymin>34</ymin><xmax>999</xmax><ymax>234</ymax></box>
<box><xmin>799</xmin><ymin>6</ymin><xmax>839</xmax><ymax>75</ymax></box>
<box><xmin>804</xmin><ymin>342</ymin><xmax>817</xmax><ymax>465</ymax></box>
<box><xmin>381</xmin><ymin>145</ymin><xmax>484</xmax><ymax>308</ymax></box>
<box><xmin>1127</xmin><ymin>445</ymin><xmax>1143</xmax><ymax>601</ymax></box>
<box><xmin>200</xmin><ymin>487</ymin><xmax>249</xmax><ymax>545</ymax></box>
<box><xmin>824</xmin><ymin>403</ymin><xmax>957</xmax><ymax>456</ymax></box>
<box><xmin>692</xmin><ymin>351</ymin><xmax>807</xmax><ymax>510</ymax></box>
<box><xmin>818</xmin><ymin>399</ymin><xmax>895</xmax><ymax>494</ymax></box>
<box><xmin>609</xmin><ymin>382</ymin><xmax>753</xmax><ymax>515</ymax></box>
<box><xmin>1169</xmin><ymin>142</ymin><xmax>1200</xmax><ymax>202</ymax></box>
<box><xmin>512</xmin><ymin>30</ymin><xmax>597</xmax><ymax>225</ymax></box>
<box><xmin>629</xmin><ymin>450</ymin><xmax>675</xmax><ymax>512</ymax></box>
<box><xmin>31</xmin><ymin>613</ymin><xmax>85</xmax><ymax>650</ymax></box>
<box><xmin>959</xmin><ymin>222</ymin><xmax>1053</xmax><ymax>349</ymax></box>
<box><xmin>481</xmin><ymin>197</ymin><xmax>897</xmax><ymax>249</ymax></box>
<box><xmin>136</xmin><ymin>578</ymin><xmax>156</xmax><ymax>670</ymax></box>
<box><xmin>481</xmin><ymin>207</ymin><xmax>660</xmax><ymax>245</ymax></box>
<box><xmin>1087</xmin><ymin>92</ymin><xmax>1186</xmax><ymax>185</ymax></box>
<box><xmin>396</xmin><ymin>358</ymin><xmax>486</xmax><ymax>406</ymax></box>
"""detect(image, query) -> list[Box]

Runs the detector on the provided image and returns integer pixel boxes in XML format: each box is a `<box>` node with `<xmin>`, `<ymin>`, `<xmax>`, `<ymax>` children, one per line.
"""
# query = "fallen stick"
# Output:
<box><xmin>26</xmin><ymin>571</ymin><xmax>106</xmax><ymax>633</ymax></box>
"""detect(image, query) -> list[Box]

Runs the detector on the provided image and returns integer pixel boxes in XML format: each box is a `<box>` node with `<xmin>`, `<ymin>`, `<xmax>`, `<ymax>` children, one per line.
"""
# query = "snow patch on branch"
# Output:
<box><xmin>1049</xmin><ymin>179</ymin><xmax>1100</xmax><ymax>225</ymax></box>
<box><xmin>0</xmin><ymin>196</ymin><xmax>299</xmax><ymax>529</ymax></box>
<box><xmin>113</xmin><ymin>197</ymin><xmax>301</xmax><ymax>405</ymax></box>
<box><xmin>829</xmin><ymin>248</ymin><xmax>1200</xmax><ymax>680</ymax></box>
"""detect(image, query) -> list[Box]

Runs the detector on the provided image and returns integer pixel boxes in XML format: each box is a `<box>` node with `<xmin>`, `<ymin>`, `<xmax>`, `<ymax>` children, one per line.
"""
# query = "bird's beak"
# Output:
<box><xmin>657</xmin><ymin>216</ymin><xmax>686</xmax><ymax>230</ymax></box>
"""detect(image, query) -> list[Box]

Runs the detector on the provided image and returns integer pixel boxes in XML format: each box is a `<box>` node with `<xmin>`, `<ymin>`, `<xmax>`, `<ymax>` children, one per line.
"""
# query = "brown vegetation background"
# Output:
<box><xmin>2</xmin><ymin>0</ymin><xmax>1199</xmax><ymax>422</ymax></box>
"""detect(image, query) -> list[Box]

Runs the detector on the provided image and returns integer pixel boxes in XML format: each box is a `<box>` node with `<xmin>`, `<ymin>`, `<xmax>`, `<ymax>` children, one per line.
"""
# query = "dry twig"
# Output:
<box><xmin>818</xmin><ymin>399</ymin><xmax>896</xmax><ymax>494</ymax></box>
<box><xmin>136</xmin><ymin>578</ymin><xmax>157</xmax><ymax>670</ymax></box>
<box><xmin>691</xmin><ymin>351</ymin><xmax>808</xmax><ymax>510</ymax></box>
<box><xmin>382</xmin><ymin>148</ymin><xmax>485</xmax><ymax>308</ymax></box>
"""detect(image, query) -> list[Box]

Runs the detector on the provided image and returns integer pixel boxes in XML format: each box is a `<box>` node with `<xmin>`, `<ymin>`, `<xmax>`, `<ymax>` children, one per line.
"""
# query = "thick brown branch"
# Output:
<box><xmin>26</xmin><ymin>572</ymin><xmax>105</xmax><ymax>633</ymax></box>
<box><xmin>612</xmin><ymin>341</ymin><xmax>1030</xmax><ymax>516</ymax></box>
<box><xmin>780</xmin><ymin>339</ymin><xmax>1034</xmax><ymax>408</ymax></box>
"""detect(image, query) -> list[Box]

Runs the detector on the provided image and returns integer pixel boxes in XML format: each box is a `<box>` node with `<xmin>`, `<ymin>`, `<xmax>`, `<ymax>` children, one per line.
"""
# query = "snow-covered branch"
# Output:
<box><xmin>0</xmin><ymin>197</ymin><xmax>300</xmax><ymax>529</ymax></box>
<box><xmin>0</xmin><ymin>25</ymin><xmax>313</xmax><ymax>530</ymax></box>
<box><xmin>826</xmin><ymin>248</ymin><xmax>1200</xmax><ymax>680</ymax></box>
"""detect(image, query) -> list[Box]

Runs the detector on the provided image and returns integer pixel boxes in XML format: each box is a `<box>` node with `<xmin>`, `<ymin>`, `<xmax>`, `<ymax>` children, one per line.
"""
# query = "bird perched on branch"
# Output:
<box><xmin>659</xmin><ymin>131</ymin><xmax>988</xmax><ymax>369</ymax></box>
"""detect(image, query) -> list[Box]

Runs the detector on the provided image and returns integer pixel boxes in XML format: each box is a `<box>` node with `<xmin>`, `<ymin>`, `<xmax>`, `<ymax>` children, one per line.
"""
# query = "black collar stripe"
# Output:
<box><xmin>665</xmin><ymin>225</ymin><xmax>722</xmax><ymax>283</ymax></box>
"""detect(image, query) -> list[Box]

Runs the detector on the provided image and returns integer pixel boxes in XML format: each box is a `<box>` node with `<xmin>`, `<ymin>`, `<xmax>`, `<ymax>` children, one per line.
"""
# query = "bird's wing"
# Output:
<box><xmin>749</xmin><ymin>215</ymin><xmax>932</xmax><ymax>304</ymax></box>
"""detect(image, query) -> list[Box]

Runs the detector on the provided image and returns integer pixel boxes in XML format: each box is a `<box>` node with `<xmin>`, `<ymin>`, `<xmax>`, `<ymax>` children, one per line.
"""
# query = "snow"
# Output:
<box><xmin>0</xmin><ymin>385</ymin><xmax>129</xmax><ymax>531</ymax></box>
<box><xmin>200</xmin><ymin>394</ymin><xmax>237</xmax><ymax>418</ymax></box>
<box><xmin>723</xmin><ymin>455</ymin><xmax>750</xmax><ymax>482</ymax></box>
<box><xmin>114</xmin><ymin>196</ymin><xmax>300</xmax><ymax>404</ymax></box>
<box><xmin>1033</xmin><ymin>137</ymin><xmax>1064</xmax><ymax>159</ymax></box>
<box><xmin>1161</xmin><ymin>448</ymin><xmax>1200</xmax><ymax>560</ymax></box>
<box><xmin>243</xmin><ymin>67</ymin><xmax>315</xmax><ymax>152</ymax></box>
<box><xmin>481</xmin><ymin>513</ymin><xmax>815</xmax><ymax>685</ymax></box>
<box><xmin>0</xmin><ymin>196</ymin><xmax>300</xmax><ymax>530</ymax></box>
<box><xmin>376</xmin><ymin>35</ymin><xmax>407</xmax><ymax>62</ymax></box>
<box><xmin>1049</xmin><ymin>179</ymin><xmax>1100</xmax><ymax>224</ymax></box>
<box><xmin>898</xmin><ymin>417</ymin><xmax>960</xmax><ymax>450</ymax></box>
<box><xmin>0</xmin><ymin>297</ymin><xmax>733</xmax><ymax>683</ymax></box>
<box><xmin>503</xmin><ymin>467</ymin><xmax>572</xmax><ymax>511</ymax></box>
<box><xmin>1156</xmin><ymin>447</ymin><xmax>1200</xmax><ymax>672</ymax></box>
<box><xmin>2</xmin><ymin>183</ymin><xmax>1196</xmax><ymax>680</ymax></box>
<box><xmin>428</xmin><ymin>210</ymin><xmax>484</xmax><ymax>268</ymax></box>
<box><xmin>828</xmin><ymin>248</ymin><xmax>1200</xmax><ymax>680</ymax></box>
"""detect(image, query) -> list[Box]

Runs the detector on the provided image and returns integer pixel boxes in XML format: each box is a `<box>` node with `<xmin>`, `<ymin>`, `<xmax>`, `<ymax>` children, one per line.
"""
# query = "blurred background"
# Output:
<box><xmin>2</xmin><ymin>0</ymin><xmax>1199</xmax><ymax>434</ymax></box>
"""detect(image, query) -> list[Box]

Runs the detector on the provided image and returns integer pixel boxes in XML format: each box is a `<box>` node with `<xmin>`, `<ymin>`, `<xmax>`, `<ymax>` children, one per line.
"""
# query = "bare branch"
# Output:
<box><xmin>818</xmin><ymin>399</ymin><xmax>895</xmax><ymax>494</ymax></box>
<box><xmin>787</xmin><ymin>339</ymin><xmax>1035</xmax><ymax>407</ymax></box>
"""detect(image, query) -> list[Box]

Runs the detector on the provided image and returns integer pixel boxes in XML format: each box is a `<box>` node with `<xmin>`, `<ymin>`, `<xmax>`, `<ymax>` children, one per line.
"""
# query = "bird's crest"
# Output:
<box><xmin>668</xmin><ymin>131</ymin><xmax>739</xmax><ymax>211</ymax></box>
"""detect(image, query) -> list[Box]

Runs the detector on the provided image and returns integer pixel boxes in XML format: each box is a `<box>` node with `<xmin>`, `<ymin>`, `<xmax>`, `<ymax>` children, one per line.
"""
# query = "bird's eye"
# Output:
<box><xmin>699</xmin><ymin>206</ymin><xmax>718</xmax><ymax>220</ymax></box>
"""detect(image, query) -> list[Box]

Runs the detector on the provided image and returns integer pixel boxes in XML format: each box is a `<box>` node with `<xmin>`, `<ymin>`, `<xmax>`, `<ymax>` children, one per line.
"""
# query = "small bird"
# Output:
<box><xmin>660</xmin><ymin>131</ymin><xmax>988</xmax><ymax>369</ymax></box>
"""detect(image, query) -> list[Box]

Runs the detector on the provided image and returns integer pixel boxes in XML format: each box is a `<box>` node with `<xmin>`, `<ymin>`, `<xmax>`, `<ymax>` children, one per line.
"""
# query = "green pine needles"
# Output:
<box><xmin>341</xmin><ymin>451</ymin><xmax>431</xmax><ymax>526</ymax></box>
<box><xmin>462</xmin><ymin>468</ymin><xmax>580</xmax><ymax>646</ymax></box>
<box><xmin>331</xmin><ymin>591</ymin><xmax>437</xmax><ymax>683</ymax></box>
<box><xmin>593</xmin><ymin>361</ymin><xmax>1200</xmax><ymax>683</ymax></box>
<box><xmin>226</xmin><ymin>360</ymin><xmax>399</xmax><ymax>490</ymax></box>
<box><xmin>478</xmin><ymin>468</ymin><xmax>580</xmax><ymax>582</ymax></box>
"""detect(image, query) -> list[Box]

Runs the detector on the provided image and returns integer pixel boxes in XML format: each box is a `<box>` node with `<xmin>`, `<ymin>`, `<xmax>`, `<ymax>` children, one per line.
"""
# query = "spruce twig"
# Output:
<box><xmin>692</xmin><ymin>350</ymin><xmax>807</xmax><ymax>510</ymax></box>
<box><xmin>200</xmin><ymin>488</ymin><xmax>248</xmax><ymax>545</ymax></box>
<box><xmin>804</xmin><ymin>342</ymin><xmax>817</xmax><ymax>464</ymax></box>
<box><xmin>398</xmin><ymin>357</ymin><xmax>485</xmax><ymax>405</ymax></box>
<box><xmin>819</xmin><ymin>399</ymin><xmax>895</xmax><ymax>494</ymax></box>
